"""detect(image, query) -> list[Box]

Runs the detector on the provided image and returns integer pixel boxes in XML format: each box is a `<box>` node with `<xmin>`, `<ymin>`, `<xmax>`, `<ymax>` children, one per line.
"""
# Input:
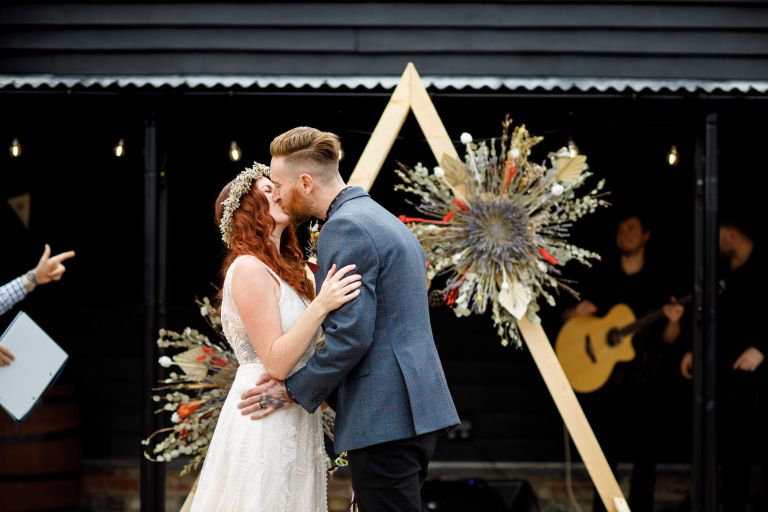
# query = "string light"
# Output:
<box><xmin>9</xmin><ymin>138</ymin><xmax>21</xmax><ymax>158</ymax></box>
<box><xmin>114</xmin><ymin>138</ymin><xmax>125</xmax><ymax>158</ymax></box>
<box><xmin>229</xmin><ymin>141</ymin><xmax>241</xmax><ymax>162</ymax></box>
<box><xmin>667</xmin><ymin>145</ymin><xmax>679</xmax><ymax>167</ymax></box>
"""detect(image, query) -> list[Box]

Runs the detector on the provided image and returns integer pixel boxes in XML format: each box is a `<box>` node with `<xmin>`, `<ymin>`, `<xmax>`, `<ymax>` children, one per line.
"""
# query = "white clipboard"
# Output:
<box><xmin>0</xmin><ymin>311</ymin><xmax>68</xmax><ymax>422</ymax></box>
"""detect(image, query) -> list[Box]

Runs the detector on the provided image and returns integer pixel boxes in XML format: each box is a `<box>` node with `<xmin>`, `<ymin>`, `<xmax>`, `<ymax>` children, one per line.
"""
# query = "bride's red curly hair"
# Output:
<box><xmin>215</xmin><ymin>179</ymin><xmax>315</xmax><ymax>303</ymax></box>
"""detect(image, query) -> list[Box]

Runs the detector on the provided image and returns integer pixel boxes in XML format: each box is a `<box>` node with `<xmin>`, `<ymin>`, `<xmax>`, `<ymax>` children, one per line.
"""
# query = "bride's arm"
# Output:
<box><xmin>232</xmin><ymin>258</ymin><xmax>361</xmax><ymax>380</ymax></box>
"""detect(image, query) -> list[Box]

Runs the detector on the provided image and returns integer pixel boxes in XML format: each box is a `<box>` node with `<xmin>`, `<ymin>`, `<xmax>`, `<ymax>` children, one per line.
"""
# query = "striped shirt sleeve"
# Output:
<box><xmin>0</xmin><ymin>277</ymin><xmax>29</xmax><ymax>316</ymax></box>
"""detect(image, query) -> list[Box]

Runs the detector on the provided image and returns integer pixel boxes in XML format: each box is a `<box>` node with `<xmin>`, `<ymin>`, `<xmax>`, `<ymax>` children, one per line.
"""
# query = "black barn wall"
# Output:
<box><xmin>1</xmin><ymin>1</ymin><xmax>768</xmax><ymax>80</ymax></box>
<box><xmin>3</xmin><ymin>89</ymin><xmax>766</xmax><ymax>463</ymax></box>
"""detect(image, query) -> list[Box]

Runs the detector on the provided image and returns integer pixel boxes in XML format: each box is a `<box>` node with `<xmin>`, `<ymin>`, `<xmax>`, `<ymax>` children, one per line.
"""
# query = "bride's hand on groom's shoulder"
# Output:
<box><xmin>238</xmin><ymin>373</ymin><xmax>294</xmax><ymax>420</ymax></box>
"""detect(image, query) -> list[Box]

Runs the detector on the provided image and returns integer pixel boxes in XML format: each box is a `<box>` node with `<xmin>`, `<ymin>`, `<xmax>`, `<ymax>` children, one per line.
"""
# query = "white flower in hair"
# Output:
<box><xmin>219</xmin><ymin>162</ymin><xmax>271</xmax><ymax>247</ymax></box>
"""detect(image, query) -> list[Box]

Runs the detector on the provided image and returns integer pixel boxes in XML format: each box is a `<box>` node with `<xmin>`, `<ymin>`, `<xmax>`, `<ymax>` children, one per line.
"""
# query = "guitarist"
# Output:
<box><xmin>680</xmin><ymin>217</ymin><xmax>766</xmax><ymax>511</ymax></box>
<box><xmin>564</xmin><ymin>213</ymin><xmax>685</xmax><ymax>512</ymax></box>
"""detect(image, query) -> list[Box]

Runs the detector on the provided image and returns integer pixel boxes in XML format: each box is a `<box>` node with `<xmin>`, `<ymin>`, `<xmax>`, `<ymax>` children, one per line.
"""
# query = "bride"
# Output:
<box><xmin>190</xmin><ymin>163</ymin><xmax>361</xmax><ymax>511</ymax></box>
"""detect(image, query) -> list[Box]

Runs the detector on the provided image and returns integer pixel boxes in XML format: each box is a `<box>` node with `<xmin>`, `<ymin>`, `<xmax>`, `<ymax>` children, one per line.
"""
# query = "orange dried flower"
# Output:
<box><xmin>177</xmin><ymin>401</ymin><xmax>202</xmax><ymax>419</ymax></box>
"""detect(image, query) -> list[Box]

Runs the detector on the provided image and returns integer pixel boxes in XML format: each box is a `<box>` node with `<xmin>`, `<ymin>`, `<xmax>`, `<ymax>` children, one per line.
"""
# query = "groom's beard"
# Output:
<box><xmin>285</xmin><ymin>187</ymin><xmax>314</xmax><ymax>226</ymax></box>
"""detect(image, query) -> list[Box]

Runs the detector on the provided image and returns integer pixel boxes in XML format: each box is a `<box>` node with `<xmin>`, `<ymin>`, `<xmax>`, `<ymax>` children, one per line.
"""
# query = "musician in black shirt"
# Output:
<box><xmin>681</xmin><ymin>219</ymin><xmax>766</xmax><ymax>511</ymax></box>
<box><xmin>565</xmin><ymin>213</ymin><xmax>685</xmax><ymax>512</ymax></box>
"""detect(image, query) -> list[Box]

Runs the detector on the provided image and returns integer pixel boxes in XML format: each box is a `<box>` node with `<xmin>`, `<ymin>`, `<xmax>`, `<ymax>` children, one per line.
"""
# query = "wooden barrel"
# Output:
<box><xmin>0</xmin><ymin>383</ymin><xmax>83</xmax><ymax>511</ymax></box>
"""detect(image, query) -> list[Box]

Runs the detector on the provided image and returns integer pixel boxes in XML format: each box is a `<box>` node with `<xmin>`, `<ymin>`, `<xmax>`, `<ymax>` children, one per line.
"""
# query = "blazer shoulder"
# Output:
<box><xmin>325</xmin><ymin>206</ymin><xmax>375</xmax><ymax>236</ymax></box>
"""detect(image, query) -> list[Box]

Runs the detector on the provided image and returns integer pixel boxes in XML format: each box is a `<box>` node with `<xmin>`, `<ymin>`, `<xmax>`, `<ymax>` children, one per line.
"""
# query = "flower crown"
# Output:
<box><xmin>219</xmin><ymin>162</ymin><xmax>271</xmax><ymax>247</ymax></box>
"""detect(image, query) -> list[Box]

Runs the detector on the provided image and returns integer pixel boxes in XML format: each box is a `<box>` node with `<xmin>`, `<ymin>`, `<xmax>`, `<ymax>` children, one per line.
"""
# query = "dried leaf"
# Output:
<box><xmin>173</xmin><ymin>347</ymin><xmax>209</xmax><ymax>381</ymax></box>
<box><xmin>439</xmin><ymin>154</ymin><xmax>473</xmax><ymax>203</ymax></box>
<box><xmin>498</xmin><ymin>273</ymin><xmax>532</xmax><ymax>320</ymax></box>
<box><xmin>555</xmin><ymin>155</ymin><xmax>587</xmax><ymax>183</ymax></box>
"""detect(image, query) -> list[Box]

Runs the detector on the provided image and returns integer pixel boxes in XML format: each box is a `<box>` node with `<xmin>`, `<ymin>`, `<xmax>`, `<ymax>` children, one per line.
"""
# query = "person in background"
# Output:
<box><xmin>680</xmin><ymin>217</ymin><xmax>766</xmax><ymax>511</ymax></box>
<box><xmin>0</xmin><ymin>244</ymin><xmax>75</xmax><ymax>366</ymax></box>
<box><xmin>565</xmin><ymin>212</ymin><xmax>685</xmax><ymax>512</ymax></box>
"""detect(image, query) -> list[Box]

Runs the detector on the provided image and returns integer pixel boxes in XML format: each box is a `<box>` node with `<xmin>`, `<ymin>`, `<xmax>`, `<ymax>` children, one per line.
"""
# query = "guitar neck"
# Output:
<box><xmin>618</xmin><ymin>294</ymin><xmax>692</xmax><ymax>337</ymax></box>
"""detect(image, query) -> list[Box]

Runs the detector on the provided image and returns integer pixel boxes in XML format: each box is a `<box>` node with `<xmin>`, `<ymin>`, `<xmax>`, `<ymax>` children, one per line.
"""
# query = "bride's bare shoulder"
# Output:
<box><xmin>230</xmin><ymin>256</ymin><xmax>279</xmax><ymax>298</ymax></box>
<box><xmin>231</xmin><ymin>254</ymin><xmax>266</xmax><ymax>271</ymax></box>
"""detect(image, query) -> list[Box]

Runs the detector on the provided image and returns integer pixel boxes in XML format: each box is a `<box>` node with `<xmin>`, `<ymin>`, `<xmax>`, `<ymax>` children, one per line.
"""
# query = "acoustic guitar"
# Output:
<box><xmin>555</xmin><ymin>295</ymin><xmax>691</xmax><ymax>393</ymax></box>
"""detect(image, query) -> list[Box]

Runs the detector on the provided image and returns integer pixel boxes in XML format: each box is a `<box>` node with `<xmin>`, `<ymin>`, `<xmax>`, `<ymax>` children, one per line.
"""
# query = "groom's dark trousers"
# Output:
<box><xmin>347</xmin><ymin>432</ymin><xmax>438</xmax><ymax>512</ymax></box>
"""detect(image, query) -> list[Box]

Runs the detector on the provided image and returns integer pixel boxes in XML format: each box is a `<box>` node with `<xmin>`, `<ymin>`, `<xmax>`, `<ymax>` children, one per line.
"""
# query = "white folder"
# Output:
<box><xmin>0</xmin><ymin>311</ymin><xmax>68</xmax><ymax>421</ymax></box>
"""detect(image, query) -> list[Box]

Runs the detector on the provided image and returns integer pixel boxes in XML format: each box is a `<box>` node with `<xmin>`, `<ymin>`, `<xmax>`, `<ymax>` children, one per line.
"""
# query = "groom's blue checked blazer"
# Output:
<box><xmin>286</xmin><ymin>187</ymin><xmax>460</xmax><ymax>453</ymax></box>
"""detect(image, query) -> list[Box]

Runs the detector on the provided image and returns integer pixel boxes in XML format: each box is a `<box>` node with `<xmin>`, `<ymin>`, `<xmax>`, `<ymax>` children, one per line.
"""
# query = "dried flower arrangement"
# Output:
<box><xmin>395</xmin><ymin>116</ymin><xmax>608</xmax><ymax>347</ymax></box>
<box><xmin>141</xmin><ymin>298</ymin><xmax>237</xmax><ymax>474</ymax></box>
<box><xmin>143</xmin><ymin>297</ymin><xmax>338</xmax><ymax>475</ymax></box>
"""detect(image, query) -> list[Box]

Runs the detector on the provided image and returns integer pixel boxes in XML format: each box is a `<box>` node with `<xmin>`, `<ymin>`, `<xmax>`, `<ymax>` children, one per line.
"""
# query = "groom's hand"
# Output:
<box><xmin>238</xmin><ymin>373</ymin><xmax>293</xmax><ymax>420</ymax></box>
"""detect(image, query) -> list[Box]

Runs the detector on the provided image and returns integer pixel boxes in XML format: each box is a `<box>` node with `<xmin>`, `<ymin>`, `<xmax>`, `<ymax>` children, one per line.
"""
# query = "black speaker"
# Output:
<box><xmin>421</xmin><ymin>479</ymin><xmax>539</xmax><ymax>512</ymax></box>
<box><xmin>486</xmin><ymin>480</ymin><xmax>539</xmax><ymax>512</ymax></box>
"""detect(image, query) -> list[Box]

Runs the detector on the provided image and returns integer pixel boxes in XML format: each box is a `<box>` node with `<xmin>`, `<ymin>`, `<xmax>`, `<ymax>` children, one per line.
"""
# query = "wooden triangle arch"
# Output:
<box><xmin>348</xmin><ymin>63</ymin><xmax>630</xmax><ymax>512</ymax></box>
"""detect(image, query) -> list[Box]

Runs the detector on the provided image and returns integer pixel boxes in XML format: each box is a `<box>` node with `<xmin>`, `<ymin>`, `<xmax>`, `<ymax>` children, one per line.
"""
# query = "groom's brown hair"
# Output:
<box><xmin>269</xmin><ymin>126</ymin><xmax>341</xmax><ymax>182</ymax></box>
<box><xmin>270</xmin><ymin>127</ymin><xmax>341</xmax><ymax>183</ymax></box>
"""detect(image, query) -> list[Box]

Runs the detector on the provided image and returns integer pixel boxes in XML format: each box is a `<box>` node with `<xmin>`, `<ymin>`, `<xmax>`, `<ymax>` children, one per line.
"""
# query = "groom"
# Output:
<box><xmin>238</xmin><ymin>126</ymin><xmax>459</xmax><ymax>511</ymax></box>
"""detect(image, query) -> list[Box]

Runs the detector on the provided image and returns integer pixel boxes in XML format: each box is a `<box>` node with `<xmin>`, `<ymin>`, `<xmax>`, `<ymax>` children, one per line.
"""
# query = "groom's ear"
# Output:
<box><xmin>298</xmin><ymin>173</ymin><xmax>314</xmax><ymax>193</ymax></box>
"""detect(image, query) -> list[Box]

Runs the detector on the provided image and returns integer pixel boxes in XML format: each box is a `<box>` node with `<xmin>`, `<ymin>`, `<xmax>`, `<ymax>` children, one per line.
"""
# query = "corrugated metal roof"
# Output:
<box><xmin>1</xmin><ymin>74</ymin><xmax>767</xmax><ymax>94</ymax></box>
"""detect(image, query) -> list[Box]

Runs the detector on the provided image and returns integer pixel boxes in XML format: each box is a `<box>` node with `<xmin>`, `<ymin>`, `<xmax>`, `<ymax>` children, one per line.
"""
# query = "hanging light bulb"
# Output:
<box><xmin>567</xmin><ymin>138</ymin><xmax>580</xmax><ymax>157</ymax></box>
<box><xmin>667</xmin><ymin>145</ymin><xmax>680</xmax><ymax>167</ymax></box>
<box><xmin>113</xmin><ymin>138</ymin><xmax>125</xmax><ymax>158</ymax></box>
<box><xmin>229</xmin><ymin>141</ymin><xmax>241</xmax><ymax>162</ymax></box>
<box><xmin>9</xmin><ymin>138</ymin><xmax>21</xmax><ymax>158</ymax></box>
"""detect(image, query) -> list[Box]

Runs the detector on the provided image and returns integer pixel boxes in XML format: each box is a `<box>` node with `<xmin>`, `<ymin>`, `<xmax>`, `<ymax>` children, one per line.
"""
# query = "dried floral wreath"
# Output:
<box><xmin>395</xmin><ymin>116</ymin><xmax>608</xmax><ymax>347</ymax></box>
<box><xmin>219</xmin><ymin>162</ymin><xmax>271</xmax><ymax>247</ymax></box>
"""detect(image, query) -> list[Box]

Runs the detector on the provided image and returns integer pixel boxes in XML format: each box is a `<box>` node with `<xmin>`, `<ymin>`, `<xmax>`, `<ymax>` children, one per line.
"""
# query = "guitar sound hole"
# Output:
<box><xmin>607</xmin><ymin>329</ymin><xmax>621</xmax><ymax>347</ymax></box>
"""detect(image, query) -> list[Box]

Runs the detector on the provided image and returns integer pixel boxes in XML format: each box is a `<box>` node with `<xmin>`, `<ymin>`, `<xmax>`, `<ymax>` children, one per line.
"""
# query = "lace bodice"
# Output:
<box><xmin>221</xmin><ymin>255</ymin><xmax>318</xmax><ymax>371</ymax></box>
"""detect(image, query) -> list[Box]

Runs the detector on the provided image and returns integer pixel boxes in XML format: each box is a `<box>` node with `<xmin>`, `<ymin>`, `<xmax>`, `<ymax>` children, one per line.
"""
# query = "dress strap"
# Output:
<box><xmin>261</xmin><ymin>263</ymin><xmax>283</xmax><ymax>285</ymax></box>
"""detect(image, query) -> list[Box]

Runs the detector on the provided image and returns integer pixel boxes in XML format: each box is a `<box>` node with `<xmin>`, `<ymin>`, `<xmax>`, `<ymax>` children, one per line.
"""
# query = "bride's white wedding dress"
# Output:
<box><xmin>191</xmin><ymin>255</ymin><xmax>327</xmax><ymax>512</ymax></box>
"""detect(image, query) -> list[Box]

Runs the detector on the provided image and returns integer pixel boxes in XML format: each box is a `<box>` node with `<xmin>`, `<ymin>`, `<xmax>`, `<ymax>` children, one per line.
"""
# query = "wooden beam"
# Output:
<box><xmin>347</xmin><ymin>65</ymin><xmax>411</xmax><ymax>190</ymax></box>
<box><xmin>518</xmin><ymin>318</ymin><xmax>628</xmax><ymax>512</ymax></box>
<box><xmin>407</xmin><ymin>63</ymin><xmax>457</xmax><ymax>165</ymax></box>
<box><xmin>180</xmin><ymin>475</ymin><xmax>199</xmax><ymax>512</ymax></box>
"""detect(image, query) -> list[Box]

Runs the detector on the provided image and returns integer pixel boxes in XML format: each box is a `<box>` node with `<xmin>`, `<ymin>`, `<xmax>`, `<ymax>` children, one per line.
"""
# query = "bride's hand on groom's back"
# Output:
<box><xmin>238</xmin><ymin>373</ymin><xmax>294</xmax><ymax>420</ymax></box>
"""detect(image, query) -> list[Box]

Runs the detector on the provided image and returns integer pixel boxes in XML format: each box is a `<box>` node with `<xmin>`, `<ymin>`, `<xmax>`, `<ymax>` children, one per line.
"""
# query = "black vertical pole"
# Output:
<box><xmin>159</xmin><ymin>156</ymin><xmax>168</xmax><ymax>336</ymax></box>
<box><xmin>692</xmin><ymin>132</ymin><xmax>704</xmax><ymax>512</ymax></box>
<box><xmin>703</xmin><ymin>113</ymin><xmax>719</xmax><ymax>511</ymax></box>
<box><xmin>692</xmin><ymin>113</ymin><xmax>718</xmax><ymax>512</ymax></box>
<box><xmin>142</xmin><ymin>111</ymin><xmax>165</xmax><ymax>511</ymax></box>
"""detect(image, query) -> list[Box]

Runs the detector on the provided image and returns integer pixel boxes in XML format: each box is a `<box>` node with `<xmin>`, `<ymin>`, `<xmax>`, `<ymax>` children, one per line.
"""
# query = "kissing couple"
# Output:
<box><xmin>189</xmin><ymin>126</ymin><xmax>459</xmax><ymax>511</ymax></box>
